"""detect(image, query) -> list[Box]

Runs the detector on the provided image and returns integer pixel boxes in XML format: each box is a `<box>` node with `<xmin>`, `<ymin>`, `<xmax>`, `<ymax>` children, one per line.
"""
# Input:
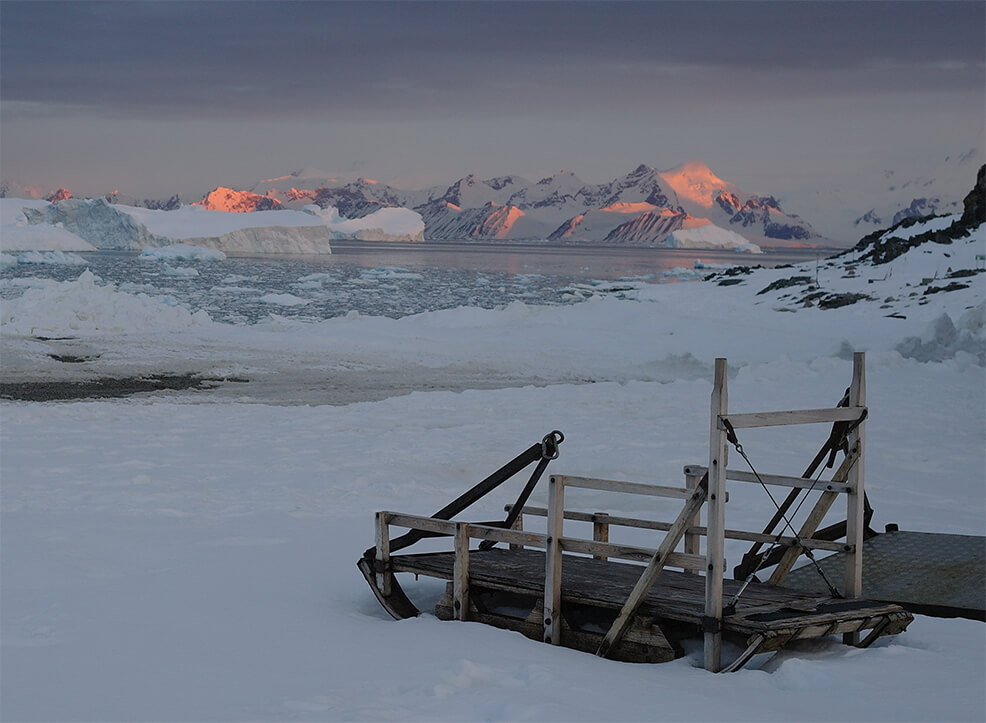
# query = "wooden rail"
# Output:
<box><xmin>371</xmin><ymin>353</ymin><xmax>868</xmax><ymax>673</ymax></box>
<box><xmin>683</xmin><ymin>466</ymin><xmax>854</xmax><ymax>494</ymax></box>
<box><xmin>721</xmin><ymin>407</ymin><xmax>865</xmax><ymax>429</ymax></box>
<box><xmin>503</xmin><ymin>505</ymin><xmax>850</xmax><ymax>553</ymax></box>
<box><xmin>378</xmin><ymin>512</ymin><xmax>707</xmax><ymax>570</ymax></box>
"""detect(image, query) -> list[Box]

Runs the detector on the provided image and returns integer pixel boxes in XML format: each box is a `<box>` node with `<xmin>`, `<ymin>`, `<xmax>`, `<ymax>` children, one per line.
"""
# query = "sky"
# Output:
<box><xmin>1</xmin><ymin>1</ymin><xmax>984</xmax><ymax>201</ymax></box>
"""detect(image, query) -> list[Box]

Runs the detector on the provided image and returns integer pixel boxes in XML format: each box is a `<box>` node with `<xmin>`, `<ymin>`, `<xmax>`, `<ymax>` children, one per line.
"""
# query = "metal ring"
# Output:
<box><xmin>540</xmin><ymin>430</ymin><xmax>564</xmax><ymax>460</ymax></box>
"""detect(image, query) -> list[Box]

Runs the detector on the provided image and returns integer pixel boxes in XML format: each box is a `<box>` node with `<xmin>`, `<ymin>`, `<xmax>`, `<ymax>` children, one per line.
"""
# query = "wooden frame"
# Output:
<box><xmin>365</xmin><ymin>353</ymin><xmax>875</xmax><ymax>673</ymax></box>
<box><xmin>700</xmin><ymin>353</ymin><xmax>867</xmax><ymax>671</ymax></box>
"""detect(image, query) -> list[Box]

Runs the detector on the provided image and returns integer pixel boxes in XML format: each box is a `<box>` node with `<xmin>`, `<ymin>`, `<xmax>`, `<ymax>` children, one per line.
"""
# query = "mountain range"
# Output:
<box><xmin>198</xmin><ymin>161</ymin><xmax>819</xmax><ymax>248</ymax></box>
<box><xmin>4</xmin><ymin>152</ymin><xmax>982</xmax><ymax>247</ymax></box>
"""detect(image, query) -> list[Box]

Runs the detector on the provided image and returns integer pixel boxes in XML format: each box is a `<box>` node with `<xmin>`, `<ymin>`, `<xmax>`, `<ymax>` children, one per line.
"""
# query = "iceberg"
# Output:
<box><xmin>664</xmin><ymin>224</ymin><xmax>762</xmax><ymax>253</ymax></box>
<box><xmin>0</xmin><ymin>198</ymin><xmax>96</xmax><ymax>252</ymax></box>
<box><xmin>304</xmin><ymin>205</ymin><xmax>426</xmax><ymax>242</ymax></box>
<box><xmin>21</xmin><ymin>199</ymin><xmax>333</xmax><ymax>254</ymax></box>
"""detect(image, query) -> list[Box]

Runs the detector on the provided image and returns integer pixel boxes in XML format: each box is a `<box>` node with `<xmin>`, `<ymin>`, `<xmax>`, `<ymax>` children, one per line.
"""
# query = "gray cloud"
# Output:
<box><xmin>2</xmin><ymin>1</ymin><xmax>983</xmax><ymax>200</ymax></box>
<box><xmin>3</xmin><ymin>1</ymin><xmax>983</xmax><ymax>122</ymax></box>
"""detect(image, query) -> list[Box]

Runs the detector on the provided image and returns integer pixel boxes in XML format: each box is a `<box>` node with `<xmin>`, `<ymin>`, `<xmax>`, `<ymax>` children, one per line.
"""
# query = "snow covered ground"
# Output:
<box><xmin>1</xmin><ymin>219</ymin><xmax>984</xmax><ymax>721</ymax></box>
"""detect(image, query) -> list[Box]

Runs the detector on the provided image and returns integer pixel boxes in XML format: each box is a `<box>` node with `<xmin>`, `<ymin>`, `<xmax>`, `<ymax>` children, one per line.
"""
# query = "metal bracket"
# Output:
<box><xmin>702</xmin><ymin>615</ymin><xmax>721</xmax><ymax>634</ymax></box>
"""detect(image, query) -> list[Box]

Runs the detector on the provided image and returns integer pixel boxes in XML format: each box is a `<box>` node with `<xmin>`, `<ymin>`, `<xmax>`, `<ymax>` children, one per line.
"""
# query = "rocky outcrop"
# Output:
<box><xmin>840</xmin><ymin>165</ymin><xmax>985</xmax><ymax>265</ymax></box>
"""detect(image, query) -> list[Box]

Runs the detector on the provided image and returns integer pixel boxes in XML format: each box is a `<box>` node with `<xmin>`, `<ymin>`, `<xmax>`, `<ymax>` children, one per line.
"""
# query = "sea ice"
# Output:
<box><xmin>140</xmin><ymin>244</ymin><xmax>227</xmax><ymax>262</ymax></box>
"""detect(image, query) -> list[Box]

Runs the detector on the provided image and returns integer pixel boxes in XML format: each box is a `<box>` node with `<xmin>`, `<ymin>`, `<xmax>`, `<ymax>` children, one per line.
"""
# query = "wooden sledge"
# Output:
<box><xmin>359</xmin><ymin>353</ymin><xmax>915</xmax><ymax>672</ymax></box>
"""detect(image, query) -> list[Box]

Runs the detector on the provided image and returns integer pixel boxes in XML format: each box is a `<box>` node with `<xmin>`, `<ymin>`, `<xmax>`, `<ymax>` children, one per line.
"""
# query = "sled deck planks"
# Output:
<box><xmin>389</xmin><ymin>547</ymin><xmax>912</xmax><ymax>658</ymax></box>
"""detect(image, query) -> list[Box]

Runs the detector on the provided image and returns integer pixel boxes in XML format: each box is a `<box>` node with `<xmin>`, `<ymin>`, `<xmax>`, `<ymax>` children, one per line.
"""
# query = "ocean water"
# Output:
<box><xmin>1</xmin><ymin>242</ymin><xmax>827</xmax><ymax>324</ymax></box>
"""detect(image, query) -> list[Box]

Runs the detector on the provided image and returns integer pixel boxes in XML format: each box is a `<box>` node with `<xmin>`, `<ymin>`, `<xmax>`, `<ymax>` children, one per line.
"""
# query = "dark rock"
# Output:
<box><xmin>923</xmin><ymin>282</ymin><xmax>970</xmax><ymax>295</ymax></box>
<box><xmin>817</xmin><ymin>292</ymin><xmax>871</xmax><ymax>309</ymax></box>
<box><xmin>757</xmin><ymin>275</ymin><xmax>813</xmax><ymax>295</ymax></box>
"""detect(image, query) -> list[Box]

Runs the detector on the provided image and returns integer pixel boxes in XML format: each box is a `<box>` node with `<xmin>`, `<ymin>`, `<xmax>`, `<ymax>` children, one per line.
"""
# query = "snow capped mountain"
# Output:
<box><xmin>196</xmin><ymin>186</ymin><xmax>283</xmax><ymax>212</ymax></box>
<box><xmin>3</xmin><ymin>161</ymin><xmax>824</xmax><ymax>248</ymax></box>
<box><xmin>258</xmin><ymin>161</ymin><xmax>816</xmax><ymax>247</ymax></box>
<box><xmin>656</xmin><ymin>160</ymin><xmax>815</xmax><ymax>242</ymax></box>
<box><xmin>657</xmin><ymin>159</ymin><xmax>734</xmax><ymax>208</ymax></box>
<box><xmin>784</xmin><ymin>147</ymin><xmax>984</xmax><ymax>243</ymax></box>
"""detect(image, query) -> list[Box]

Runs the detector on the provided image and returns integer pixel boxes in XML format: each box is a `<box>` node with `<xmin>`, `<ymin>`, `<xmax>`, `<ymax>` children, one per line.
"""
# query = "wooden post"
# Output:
<box><xmin>704</xmin><ymin>358</ymin><xmax>729</xmax><ymax>673</ymax></box>
<box><xmin>454</xmin><ymin>522</ymin><xmax>471</xmax><ymax>621</ymax></box>
<box><xmin>844</xmin><ymin>352</ymin><xmax>866</xmax><ymax>644</ymax></box>
<box><xmin>592</xmin><ymin>513</ymin><xmax>610</xmax><ymax>561</ymax></box>
<box><xmin>509</xmin><ymin>513</ymin><xmax>525</xmax><ymax>551</ymax></box>
<box><xmin>544</xmin><ymin>475</ymin><xmax>565</xmax><ymax>645</ymax></box>
<box><xmin>375</xmin><ymin>511</ymin><xmax>392</xmax><ymax>597</ymax></box>
<box><xmin>684</xmin><ymin>469</ymin><xmax>703</xmax><ymax>573</ymax></box>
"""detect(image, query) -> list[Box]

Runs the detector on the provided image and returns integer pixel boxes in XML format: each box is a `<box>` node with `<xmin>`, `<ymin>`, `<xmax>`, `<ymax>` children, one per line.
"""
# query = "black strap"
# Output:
<box><xmin>365</xmin><ymin>431</ymin><xmax>563</xmax><ymax>559</ymax></box>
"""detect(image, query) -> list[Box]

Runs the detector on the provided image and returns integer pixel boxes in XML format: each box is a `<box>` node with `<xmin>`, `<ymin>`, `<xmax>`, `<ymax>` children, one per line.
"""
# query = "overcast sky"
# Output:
<box><xmin>2</xmin><ymin>1</ymin><xmax>983</xmax><ymax>199</ymax></box>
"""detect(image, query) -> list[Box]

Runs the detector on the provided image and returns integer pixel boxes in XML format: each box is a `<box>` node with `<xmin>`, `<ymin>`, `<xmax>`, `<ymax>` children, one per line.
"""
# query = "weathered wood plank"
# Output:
<box><xmin>507</xmin><ymin>504</ymin><xmax>848</xmax><ymax>552</ymax></box>
<box><xmin>376</xmin><ymin>511</ymin><xmax>392</xmax><ymax>596</ymax></box>
<box><xmin>544</xmin><ymin>475</ymin><xmax>565</xmax><ymax>645</ymax></box>
<box><xmin>453</xmin><ymin>523</ymin><xmax>470</xmax><ymax>621</ymax></box>
<box><xmin>560</xmin><ymin>538</ymin><xmax>705</xmax><ymax>571</ymax></box>
<box><xmin>391</xmin><ymin>548</ymin><xmax>910</xmax><ymax>644</ymax></box>
<box><xmin>388</xmin><ymin>512</ymin><xmax>546</xmax><ymax>548</ymax></box>
<box><xmin>683</xmin><ymin>469</ymin><xmax>703</xmax><ymax>574</ymax></box>
<box><xmin>597</xmin><ymin>473</ymin><xmax>709</xmax><ymax>658</ymax></box>
<box><xmin>556</xmin><ymin>474</ymin><xmax>696</xmax><ymax>499</ymax></box>
<box><xmin>705</xmin><ymin>358</ymin><xmax>729</xmax><ymax>673</ymax></box>
<box><xmin>592</xmin><ymin>512</ymin><xmax>609</xmax><ymax>561</ymax></box>
<box><xmin>722</xmin><ymin>407</ymin><xmax>866</xmax><ymax>429</ymax></box>
<box><xmin>684</xmin><ymin>466</ymin><xmax>853</xmax><ymax>494</ymax></box>
<box><xmin>844</xmin><ymin>351</ymin><xmax>867</xmax><ymax>645</ymax></box>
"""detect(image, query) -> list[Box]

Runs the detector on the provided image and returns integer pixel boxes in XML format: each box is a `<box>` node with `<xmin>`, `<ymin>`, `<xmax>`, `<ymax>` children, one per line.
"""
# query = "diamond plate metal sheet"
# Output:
<box><xmin>783</xmin><ymin>531</ymin><xmax>985</xmax><ymax>619</ymax></box>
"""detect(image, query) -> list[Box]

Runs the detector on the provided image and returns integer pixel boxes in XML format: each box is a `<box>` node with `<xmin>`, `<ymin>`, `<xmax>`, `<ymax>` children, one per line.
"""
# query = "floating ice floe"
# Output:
<box><xmin>161</xmin><ymin>264</ymin><xmax>200</xmax><ymax>278</ymax></box>
<box><xmin>140</xmin><ymin>244</ymin><xmax>227</xmax><ymax>262</ymax></box>
<box><xmin>258</xmin><ymin>293</ymin><xmax>310</xmax><ymax>306</ymax></box>
<box><xmin>10</xmin><ymin>250</ymin><xmax>89</xmax><ymax>265</ymax></box>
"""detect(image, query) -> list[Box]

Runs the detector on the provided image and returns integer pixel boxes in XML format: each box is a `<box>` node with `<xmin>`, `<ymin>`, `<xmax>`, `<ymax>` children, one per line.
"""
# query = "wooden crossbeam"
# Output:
<box><xmin>767</xmin><ymin>444</ymin><xmax>860</xmax><ymax>586</ymax></box>
<box><xmin>722</xmin><ymin>407</ymin><xmax>865</xmax><ymax>429</ymax></box>
<box><xmin>596</xmin><ymin>474</ymin><xmax>709</xmax><ymax>658</ymax></box>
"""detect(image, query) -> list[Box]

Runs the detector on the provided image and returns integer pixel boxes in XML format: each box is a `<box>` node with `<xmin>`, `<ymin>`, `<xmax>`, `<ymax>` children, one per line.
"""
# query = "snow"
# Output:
<box><xmin>664</xmin><ymin>224</ymin><xmax>762</xmax><ymax>253</ymax></box>
<box><xmin>0</xmin><ymin>268</ymin><xmax>212</xmax><ymax>335</ymax></box>
<box><xmin>120</xmin><ymin>203</ymin><xmax>325</xmax><ymax>237</ymax></box>
<box><xmin>2</xmin><ymin>225</ymin><xmax>984</xmax><ymax>721</ymax></box>
<box><xmin>305</xmin><ymin>204</ymin><xmax>426</xmax><ymax>242</ymax></box>
<box><xmin>139</xmin><ymin>243</ymin><xmax>227</xmax><ymax>262</ymax></box>
<box><xmin>658</xmin><ymin>159</ymin><xmax>734</xmax><ymax>207</ymax></box>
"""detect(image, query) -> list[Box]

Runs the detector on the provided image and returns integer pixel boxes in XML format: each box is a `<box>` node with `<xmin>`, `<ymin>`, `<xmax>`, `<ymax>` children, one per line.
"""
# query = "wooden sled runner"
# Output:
<box><xmin>359</xmin><ymin>353</ymin><xmax>916</xmax><ymax>672</ymax></box>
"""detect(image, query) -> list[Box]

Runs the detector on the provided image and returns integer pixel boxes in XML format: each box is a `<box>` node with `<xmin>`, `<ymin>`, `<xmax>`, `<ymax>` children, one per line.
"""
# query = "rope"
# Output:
<box><xmin>721</xmin><ymin>418</ymin><xmax>843</xmax><ymax>606</ymax></box>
